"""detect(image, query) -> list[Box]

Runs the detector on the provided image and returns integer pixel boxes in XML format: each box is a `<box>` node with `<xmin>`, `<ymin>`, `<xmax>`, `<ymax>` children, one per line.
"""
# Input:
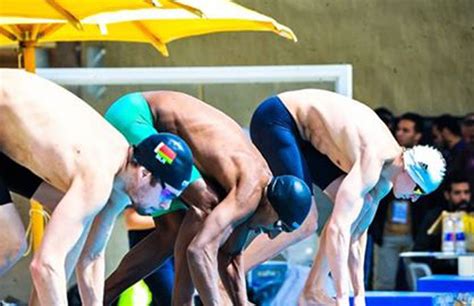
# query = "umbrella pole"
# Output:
<box><xmin>22</xmin><ymin>40</ymin><xmax>44</xmax><ymax>252</ymax></box>
<box><xmin>30</xmin><ymin>199</ymin><xmax>45</xmax><ymax>252</ymax></box>
<box><xmin>22</xmin><ymin>41</ymin><xmax>36</xmax><ymax>73</ymax></box>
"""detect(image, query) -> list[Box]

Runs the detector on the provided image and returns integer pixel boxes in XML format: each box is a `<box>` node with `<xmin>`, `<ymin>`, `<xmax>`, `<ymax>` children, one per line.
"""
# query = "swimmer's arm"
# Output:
<box><xmin>348</xmin><ymin>231</ymin><xmax>367</xmax><ymax>305</ymax></box>
<box><xmin>218</xmin><ymin>252</ymin><xmax>247</xmax><ymax>305</ymax></box>
<box><xmin>187</xmin><ymin>183</ymin><xmax>260</xmax><ymax>305</ymax></box>
<box><xmin>75</xmin><ymin>197</ymin><xmax>123</xmax><ymax>306</ymax></box>
<box><xmin>30</xmin><ymin>176</ymin><xmax>111</xmax><ymax>306</ymax></box>
<box><xmin>105</xmin><ymin>213</ymin><xmax>181</xmax><ymax>305</ymax></box>
<box><xmin>350</xmin><ymin>178</ymin><xmax>391</xmax><ymax>239</ymax></box>
<box><xmin>348</xmin><ymin>179</ymin><xmax>391</xmax><ymax>303</ymax></box>
<box><xmin>326</xmin><ymin>156</ymin><xmax>381</xmax><ymax>302</ymax></box>
<box><xmin>348</xmin><ymin>209</ymin><xmax>375</xmax><ymax>304</ymax></box>
<box><xmin>217</xmin><ymin>224</ymin><xmax>251</xmax><ymax>305</ymax></box>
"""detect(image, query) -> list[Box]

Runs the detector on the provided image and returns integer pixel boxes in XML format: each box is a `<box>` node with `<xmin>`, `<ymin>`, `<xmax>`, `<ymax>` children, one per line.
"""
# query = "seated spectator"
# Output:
<box><xmin>443</xmin><ymin>175</ymin><xmax>472</xmax><ymax>213</ymax></box>
<box><xmin>413</xmin><ymin>174</ymin><xmax>471</xmax><ymax>273</ymax></box>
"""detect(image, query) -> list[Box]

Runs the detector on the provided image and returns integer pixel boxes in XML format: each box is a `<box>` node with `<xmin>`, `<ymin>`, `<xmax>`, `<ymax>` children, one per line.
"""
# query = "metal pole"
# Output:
<box><xmin>22</xmin><ymin>41</ymin><xmax>36</xmax><ymax>73</ymax></box>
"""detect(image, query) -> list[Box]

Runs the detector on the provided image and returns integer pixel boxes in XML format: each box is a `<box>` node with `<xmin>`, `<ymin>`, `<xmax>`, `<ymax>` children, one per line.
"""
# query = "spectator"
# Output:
<box><xmin>374</xmin><ymin>107</ymin><xmax>396</xmax><ymax>134</ymax></box>
<box><xmin>461</xmin><ymin>112</ymin><xmax>474</xmax><ymax>144</ymax></box>
<box><xmin>413</xmin><ymin>174</ymin><xmax>471</xmax><ymax>273</ymax></box>
<box><xmin>452</xmin><ymin>144</ymin><xmax>474</xmax><ymax>188</ymax></box>
<box><xmin>395</xmin><ymin>113</ymin><xmax>424</xmax><ymax>147</ymax></box>
<box><xmin>450</xmin><ymin>113</ymin><xmax>474</xmax><ymax>187</ymax></box>
<box><xmin>432</xmin><ymin>114</ymin><xmax>466</xmax><ymax>165</ymax></box>
<box><xmin>370</xmin><ymin>112</ymin><xmax>424</xmax><ymax>290</ymax></box>
<box><xmin>443</xmin><ymin>175</ymin><xmax>472</xmax><ymax>213</ymax></box>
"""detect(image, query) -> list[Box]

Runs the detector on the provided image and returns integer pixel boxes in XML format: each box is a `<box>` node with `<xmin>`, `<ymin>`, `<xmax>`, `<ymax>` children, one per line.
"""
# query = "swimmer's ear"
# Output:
<box><xmin>140</xmin><ymin>166</ymin><xmax>152</xmax><ymax>178</ymax></box>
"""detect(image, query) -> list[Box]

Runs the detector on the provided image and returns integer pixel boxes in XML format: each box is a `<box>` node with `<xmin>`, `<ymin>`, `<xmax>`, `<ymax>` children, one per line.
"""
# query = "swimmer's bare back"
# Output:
<box><xmin>144</xmin><ymin>91</ymin><xmax>271</xmax><ymax>191</ymax></box>
<box><xmin>0</xmin><ymin>69</ymin><xmax>128</xmax><ymax>193</ymax></box>
<box><xmin>279</xmin><ymin>89</ymin><xmax>401</xmax><ymax>169</ymax></box>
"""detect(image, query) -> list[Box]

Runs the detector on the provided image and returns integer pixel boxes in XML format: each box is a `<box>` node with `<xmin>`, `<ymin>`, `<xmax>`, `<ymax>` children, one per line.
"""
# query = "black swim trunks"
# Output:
<box><xmin>0</xmin><ymin>152</ymin><xmax>43</xmax><ymax>205</ymax></box>
<box><xmin>250</xmin><ymin>95</ymin><xmax>345</xmax><ymax>193</ymax></box>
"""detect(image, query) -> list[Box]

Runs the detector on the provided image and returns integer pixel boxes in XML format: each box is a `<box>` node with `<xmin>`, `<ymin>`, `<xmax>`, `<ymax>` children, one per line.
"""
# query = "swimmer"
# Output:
<box><xmin>246</xmin><ymin>89</ymin><xmax>446</xmax><ymax>306</ymax></box>
<box><xmin>0</xmin><ymin>70</ymin><xmax>193</xmax><ymax>305</ymax></box>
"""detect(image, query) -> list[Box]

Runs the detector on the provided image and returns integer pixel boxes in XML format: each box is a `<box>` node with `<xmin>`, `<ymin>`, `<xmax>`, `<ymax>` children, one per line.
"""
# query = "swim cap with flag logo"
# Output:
<box><xmin>133</xmin><ymin>133</ymin><xmax>193</xmax><ymax>193</ymax></box>
<box><xmin>403</xmin><ymin>145</ymin><xmax>446</xmax><ymax>194</ymax></box>
<box><xmin>266</xmin><ymin>175</ymin><xmax>312</xmax><ymax>231</ymax></box>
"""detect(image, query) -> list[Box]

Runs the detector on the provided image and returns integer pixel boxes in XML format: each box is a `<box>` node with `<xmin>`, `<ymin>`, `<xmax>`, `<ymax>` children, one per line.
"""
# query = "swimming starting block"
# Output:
<box><xmin>350</xmin><ymin>291</ymin><xmax>473</xmax><ymax>306</ymax></box>
<box><xmin>417</xmin><ymin>275</ymin><xmax>474</xmax><ymax>293</ymax></box>
<box><xmin>350</xmin><ymin>292</ymin><xmax>437</xmax><ymax>306</ymax></box>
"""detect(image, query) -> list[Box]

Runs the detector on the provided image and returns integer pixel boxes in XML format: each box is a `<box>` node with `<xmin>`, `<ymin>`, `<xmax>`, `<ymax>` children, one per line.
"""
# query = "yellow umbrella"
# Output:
<box><xmin>73</xmin><ymin>0</ymin><xmax>297</xmax><ymax>55</ymax></box>
<box><xmin>0</xmin><ymin>0</ymin><xmax>212</xmax><ymax>71</ymax></box>
<box><xmin>0</xmin><ymin>0</ymin><xmax>296</xmax><ymax>71</ymax></box>
<box><xmin>0</xmin><ymin>0</ymin><xmax>206</xmax><ymax>27</ymax></box>
<box><xmin>0</xmin><ymin>0</ymin><xmax>157</xmax><ymax>28</ymax></box>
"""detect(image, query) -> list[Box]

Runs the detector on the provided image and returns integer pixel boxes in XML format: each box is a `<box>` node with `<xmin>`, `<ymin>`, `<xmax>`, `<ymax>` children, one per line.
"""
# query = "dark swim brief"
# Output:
<box><xmin>0</xmin><ymin>152</ymin><xmax>43</xmax><ymax>205</ymax></box>
<box><xmin>250</xmin><ymin>95</ymin><xmax>345</xmax><ymax>193</ymax></box>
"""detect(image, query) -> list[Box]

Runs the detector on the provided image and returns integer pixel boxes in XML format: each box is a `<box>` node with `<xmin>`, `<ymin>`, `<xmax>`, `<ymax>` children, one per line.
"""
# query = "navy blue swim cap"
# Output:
<box><xmin>133</xmin><ymin>133</ymin><xmax>193</xmax><ymax>192</ymax></box>
<box><xmin>267</xmin><ymin>175</ymin><xmax>312</xmax><ymax>231</ymax></box>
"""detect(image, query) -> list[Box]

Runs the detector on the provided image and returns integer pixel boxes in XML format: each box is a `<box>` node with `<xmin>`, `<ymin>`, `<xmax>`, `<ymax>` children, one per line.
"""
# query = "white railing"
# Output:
<box><xmin>37</xmin><ymin>65</ymin><xmax>353</xmax><ymax>97</ymax></box>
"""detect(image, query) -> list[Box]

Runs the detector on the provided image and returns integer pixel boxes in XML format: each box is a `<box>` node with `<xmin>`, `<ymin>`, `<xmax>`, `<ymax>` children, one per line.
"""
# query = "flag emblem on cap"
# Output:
<box><xmin>154</xmin><ymin>142</ymin><xmax>176</xmax><ymax>165</ymax></box>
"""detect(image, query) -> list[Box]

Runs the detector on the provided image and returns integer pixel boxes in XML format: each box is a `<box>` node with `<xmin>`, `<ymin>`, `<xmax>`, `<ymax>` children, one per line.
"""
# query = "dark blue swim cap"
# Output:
<box><xmin>267</xmin><ymin>175</ymin><xmax>312</xmax><ymax>231</ymax></box>
<box><xmin>133</xmin><ymin>133</ymin><xmax>193</xmax><ymax>192</ymax></box>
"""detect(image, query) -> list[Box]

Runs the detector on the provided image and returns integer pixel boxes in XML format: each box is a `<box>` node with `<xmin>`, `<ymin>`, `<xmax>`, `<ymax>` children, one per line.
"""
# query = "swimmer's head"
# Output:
<box><xmin>394</xmin><ymin>145</ymin><xmax>446</xmax><ymax>201</ymax></box>
<box><xmin>403</xmin><ymin>145</ymin><xmax>446</xmax><ymax>194</ymax></box>
<box><xmin>134</xmin><ymin>133</ymin><xmax>193</xmax><ymax>192</ymax></box>
<box><xmin>266</xmin><ymin>175</ymin><xmax>312</xmax><ymax>232</ymax></box>
<box><xmin>130</xmin><ymin>133</ymin><xmax>193</xmax><ymax>215</ymax></box>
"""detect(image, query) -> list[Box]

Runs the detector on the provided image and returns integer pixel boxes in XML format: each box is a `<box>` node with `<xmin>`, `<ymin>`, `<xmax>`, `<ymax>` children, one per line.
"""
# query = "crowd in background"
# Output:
<box><xmin>365</xmin><ymin>109</ymin><xmax>474</xmax><ymax>291</ymax></box>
